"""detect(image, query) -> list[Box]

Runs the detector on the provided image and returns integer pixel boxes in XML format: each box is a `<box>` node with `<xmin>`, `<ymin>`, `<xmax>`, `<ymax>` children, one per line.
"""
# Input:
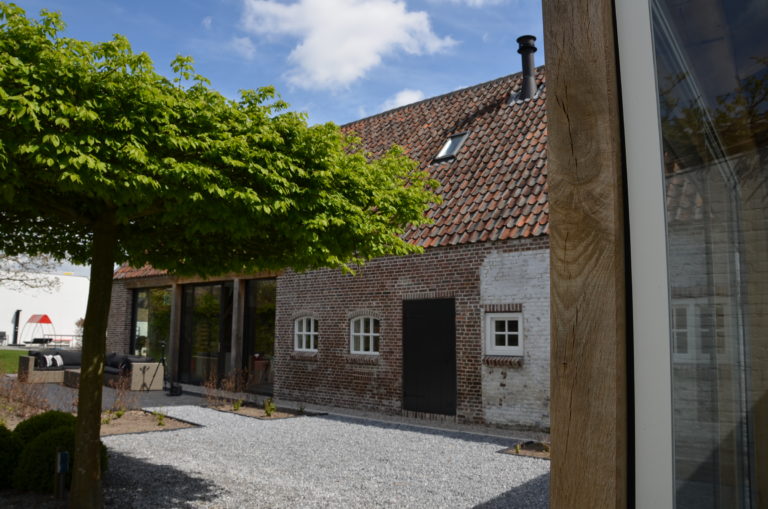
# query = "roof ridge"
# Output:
<box><xmin>342</xmin><ymin>64</ymin><xmax>546</xmax><ymax>128</ymax></box>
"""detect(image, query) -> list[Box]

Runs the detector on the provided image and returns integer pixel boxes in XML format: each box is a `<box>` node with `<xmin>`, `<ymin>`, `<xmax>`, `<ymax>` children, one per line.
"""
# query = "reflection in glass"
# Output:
<box><xmin>243</xmin><ymin>279</ymin><xmax>276</xmax><ymax>394</ymax></box>
<box><xmin>132</xmin><ymin>288</ymin><xmax>171</xmax><ymax>360</ymax></box>
<box><xmin>178</xmin><ymin>283</ymin><xmax>233</xmax><ymax>385</ymax></box>
<box><xmin>652</xmin><ymin>0</ymin><xmax>768</xmax><ymax>506</ymax></box>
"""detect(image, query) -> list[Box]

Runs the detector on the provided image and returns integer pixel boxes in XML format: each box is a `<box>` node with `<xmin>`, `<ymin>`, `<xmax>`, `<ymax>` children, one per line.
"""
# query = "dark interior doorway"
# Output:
<box><xmin>402</xmin><ymin>298</ymin><xmax>457</xmax><ymax>415</ymax></box>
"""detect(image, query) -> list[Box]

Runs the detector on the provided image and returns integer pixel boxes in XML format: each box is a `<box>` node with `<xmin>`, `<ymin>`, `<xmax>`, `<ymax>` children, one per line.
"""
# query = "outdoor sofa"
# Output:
<box><xmin>18</xmin><ymin>349</ymin><xmax>164</xmax><ymax>391</ymax></box>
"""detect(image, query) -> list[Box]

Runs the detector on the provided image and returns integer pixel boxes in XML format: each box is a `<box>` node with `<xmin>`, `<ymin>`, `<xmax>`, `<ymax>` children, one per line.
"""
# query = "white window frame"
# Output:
<box><xmin>616</xmin><ymin>0</ymin><xmax>674</xmax><ymax>506</ymax></box>
<box><xmin>485</xmin><ymin>312</ymin><xmax>524</xmax><ymax>356</ymax></box>
<box><xmin>293</xmin><ymin>317</ymin><xmax>318</xmax><ymax>352</ymax></box>
<box><xmin>349</xmin><ymin>316</ymin><xmax>380</xmax><ymax>355</ymax></box>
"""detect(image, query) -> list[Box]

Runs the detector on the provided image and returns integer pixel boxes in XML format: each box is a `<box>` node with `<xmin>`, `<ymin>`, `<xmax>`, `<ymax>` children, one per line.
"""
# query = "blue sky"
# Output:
<box><xmin>15</xmin><ymin>0</ymin><xmax>544</xmax><ymax>125</ymax></box>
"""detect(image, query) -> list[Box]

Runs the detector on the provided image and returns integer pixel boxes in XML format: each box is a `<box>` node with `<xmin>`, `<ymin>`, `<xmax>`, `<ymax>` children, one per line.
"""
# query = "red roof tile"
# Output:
<box><xmin>341</xmin><ymin>68</ymin><xmax>548</xmax><ymax>248</ymax></box>
<box><xmin>114</xmin><ymin>264</ymin><xmax>167</xmax><ymax>280</ymax></box>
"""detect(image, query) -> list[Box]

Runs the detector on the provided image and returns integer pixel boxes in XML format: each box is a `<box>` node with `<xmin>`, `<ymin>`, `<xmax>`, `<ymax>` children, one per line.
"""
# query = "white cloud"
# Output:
<box><xmin>431</xmin><ymin>0</ymin><xmax>506</xmax><ymax>6</ymax></box>
<box><xmin>241</xmin><ymin>0</ymin><xmax>456</xmax><ymax>89</ymax></box>
<box><xmin>202</xmin><ymin>16</ymin><xmax>213</xmax><ymax>30</ymax></box>
<box><xmin>381</xmin><ymin>89</ymin><xmax>425</xmax><ymax>111</ymax></box>
<box><xmin>230</xmin><ymin>36</ymin><xmax>257</xmax><ymax>60</ymax></box>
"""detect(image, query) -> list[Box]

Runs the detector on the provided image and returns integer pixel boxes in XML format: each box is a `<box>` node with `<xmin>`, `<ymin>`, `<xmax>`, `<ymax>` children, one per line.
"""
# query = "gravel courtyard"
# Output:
<box><xmin>102</xmin><ymin>405</ymin><xmax>549</xmax><ymax>508</ymax></box>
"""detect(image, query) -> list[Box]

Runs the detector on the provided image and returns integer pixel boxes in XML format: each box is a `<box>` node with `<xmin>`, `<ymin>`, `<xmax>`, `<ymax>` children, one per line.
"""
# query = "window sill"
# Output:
<box><xmin>345</xmin><ymin>354</ymin><xmax>380</xmax><ymax>366</ymax></box>
<box><xmin>290</xmin><ymin>351</ymin><xmax>318</xmax><ymax>361</ymax></box>
<box><xmin>483</xmin><ymin>356</ymin><xmax>524</xmax><ymax>368</ymax></box>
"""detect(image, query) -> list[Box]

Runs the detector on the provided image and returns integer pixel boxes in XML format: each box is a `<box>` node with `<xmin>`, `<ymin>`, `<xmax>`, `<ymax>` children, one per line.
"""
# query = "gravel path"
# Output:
<box><xmin>102</xmin><ymin>405</ymin><xmax>549</xmax><ymax>509</ymax></box>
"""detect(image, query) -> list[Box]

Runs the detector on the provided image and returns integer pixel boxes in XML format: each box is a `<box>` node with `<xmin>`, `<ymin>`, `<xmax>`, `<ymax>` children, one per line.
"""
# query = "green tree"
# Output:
<box><xmin>0</xmin><ymin>4</ymin><xmax>436</xmax><ymax>507</ymax></box>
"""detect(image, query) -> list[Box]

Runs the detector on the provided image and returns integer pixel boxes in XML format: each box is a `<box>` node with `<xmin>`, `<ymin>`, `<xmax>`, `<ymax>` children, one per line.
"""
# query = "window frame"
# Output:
<box><xmin>485</xmin><ymin>312</ymin><xmax>524</xmax><ymax>356</ymax></box>
<box><xmin>434</xmin><ymin>132</ymin><xmax>468</xmax><ymax>161</ymax></box>
<box><xmin>293</xmin><ymin>316</ymin><xmax>319</xmax><ymax>352</ymax></box>
<box><xmin>349</xmin><ymin>316</ymin><xmax>381</xmax><ymax>355</ymax></box>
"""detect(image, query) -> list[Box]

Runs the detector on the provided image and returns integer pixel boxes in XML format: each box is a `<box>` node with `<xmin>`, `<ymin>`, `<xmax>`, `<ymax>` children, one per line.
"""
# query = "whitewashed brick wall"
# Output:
<box><xmin>479</xmin><ymin>249</ymin><xmax>550</xmax><ymax>430</ymax></box>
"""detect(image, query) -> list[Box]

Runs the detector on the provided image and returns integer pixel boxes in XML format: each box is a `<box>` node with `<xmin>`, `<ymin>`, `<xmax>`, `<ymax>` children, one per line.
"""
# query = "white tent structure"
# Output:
<box><xmin>0</xmin><ymin>273</ymin><xmax>89</xmax><ymax>347</ymax></box>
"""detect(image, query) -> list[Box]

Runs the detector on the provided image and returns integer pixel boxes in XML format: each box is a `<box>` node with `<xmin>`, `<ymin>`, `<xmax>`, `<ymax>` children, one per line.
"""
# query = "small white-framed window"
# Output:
<box><xmin>485</xmin><ymin>312</ymin><xmax>523</xmax><ymax>356</ymax></box>
<box><xmin>294</xmin><ymin>317</ymin><xmax>318</xmax><ymax>352</ymax></box>
<box><xmin>350</xmin><ymin>316</ymin><xmax>380</xmax><ymax>355</ymax></box>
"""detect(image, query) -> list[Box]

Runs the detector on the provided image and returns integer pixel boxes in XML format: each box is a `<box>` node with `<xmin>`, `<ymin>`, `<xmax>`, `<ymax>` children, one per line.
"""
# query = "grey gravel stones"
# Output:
<box><xmin>102</xmin><ymin>405</ymin><xmax>549</xmax><ymax>508</ymax></box>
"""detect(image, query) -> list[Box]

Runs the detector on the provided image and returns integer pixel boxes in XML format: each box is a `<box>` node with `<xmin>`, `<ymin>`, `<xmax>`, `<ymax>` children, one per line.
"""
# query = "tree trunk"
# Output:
<box><xmin>69</xmin><ymin>218</ymin><xmax>117</xmax><ymax>509</ymax></box>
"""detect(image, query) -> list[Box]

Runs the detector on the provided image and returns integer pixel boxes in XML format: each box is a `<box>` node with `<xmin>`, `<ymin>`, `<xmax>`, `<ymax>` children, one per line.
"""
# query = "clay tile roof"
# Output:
<box><xmin>114</xmin><ymin>264</ymin><xmax>167</xmax><ymax>280</ymax></box>
<box><xmin>342</xmin><ymin>67</ymin><xmax>548</xmax><ymax>248</ymax></box>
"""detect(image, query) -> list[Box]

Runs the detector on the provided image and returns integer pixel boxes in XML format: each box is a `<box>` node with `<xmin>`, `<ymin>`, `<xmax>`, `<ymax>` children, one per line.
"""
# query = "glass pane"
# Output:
<box><xmin>364</xmin><ymin>319</ymin><xmax>371</xmax><ymax>334</ymax></box>
<box><xmin>509</xmin><ymin>320</ymin><xmax>518</xmax><ymax>332</ymax></box>
<box><xmin>132</xmin><ymin>288</ymin><xmax>171</xmax><ymax>359</ymax></box>
<box><xmin>508</xmin><ymin>334</ymin><xmax>518</xmax><ymax>347</ymax></box>
<box><xmin>373</xmin><ymin>335</ymin><xmax>379</xmax><ymax>352</ymax></box>
<box><xmin>296</xmin><ymin>319</ymin><xmax>304</xmax><ymax>333</ymax></box>
<box><xmin>495</xmin><ymin>334</ymin><xmax>506</xmax><ymax>347</ymax></box>
<box><xmin>353</xmin><ymin>335</ymin><xmax>360</xmax><ymax>352</ymax></box>
<box><xmin>373</xmin><ymin>319</ymin><xmax>380</xmax><ymax>334</ymax></box>
<box><xmin>495</xmin><ymin>320</ymin><xmax>505</xmax><ymax>332</ymax></box>
<box><xmin>353</xmin><ymin>319</ymin><xmax>361</xmax><ymax>334</ymax></box>
<box><xmin>179</xmin><ymin>282</ymin><xmax>233</xmax><ymax>385</ymax></box>
<box><xmin>311</xmin><ymin>334</ymin><xmax>317</xmax><ymax>350</ymax></box>
<box><xmin>651</xmin><ymin>0</ymin><xmax>768</xmax><ymax>506</ymax></box>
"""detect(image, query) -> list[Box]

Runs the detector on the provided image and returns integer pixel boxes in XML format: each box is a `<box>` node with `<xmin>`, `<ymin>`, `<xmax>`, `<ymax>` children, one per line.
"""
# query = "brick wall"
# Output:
<box><xmin>479</xmin><ymin>249</ymin><xmax>550</xmax><ymax>430</ymax></box>
<box><xmin>274</xmin><ymin>236</ymin><xmax>550</xmax><ymax>427</ymax></box>
<box><xmin>106</xmin><ymin>279</ymin><xmax>132</xmax><ymax>354</ymax></box>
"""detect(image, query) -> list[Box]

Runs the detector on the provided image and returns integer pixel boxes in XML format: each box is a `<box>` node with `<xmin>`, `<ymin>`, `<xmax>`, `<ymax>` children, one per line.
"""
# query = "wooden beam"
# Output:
<box><xmin>542</xmin><ymin>1</ymin><xmax>628</xmax><ymax>508</ymax></box>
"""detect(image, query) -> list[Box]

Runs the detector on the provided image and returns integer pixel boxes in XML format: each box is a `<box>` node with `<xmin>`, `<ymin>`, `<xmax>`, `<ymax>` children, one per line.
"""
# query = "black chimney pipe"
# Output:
<box><xmin>12</xmin><ymin>309</ymin><xmax>20</xmax><ymax>346</ymax></box>
<box><xmin>517</xmin><ymin>35</ymin><xmax>537</xmax><ymax>100</ymax></box>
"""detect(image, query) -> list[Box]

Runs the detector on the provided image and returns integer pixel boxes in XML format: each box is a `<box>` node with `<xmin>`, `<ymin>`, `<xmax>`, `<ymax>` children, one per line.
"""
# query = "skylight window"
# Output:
<box><xmin>434</xmin><ymin>132</ymin><xmax>468</xmax><ymax>161</ymax></box>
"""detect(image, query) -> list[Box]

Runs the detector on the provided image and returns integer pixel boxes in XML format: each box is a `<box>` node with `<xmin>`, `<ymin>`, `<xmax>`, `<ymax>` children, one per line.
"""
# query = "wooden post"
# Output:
<box><xmin>542</xmin><ymin>1</ymin><xmax>628</xmax><ymax>508</ymax></box>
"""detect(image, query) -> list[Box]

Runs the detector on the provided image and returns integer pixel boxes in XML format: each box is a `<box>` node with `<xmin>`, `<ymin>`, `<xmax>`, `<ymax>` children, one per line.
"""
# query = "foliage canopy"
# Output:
<box><xmin>0</xmin><ymin>3</ymin><xmax>437</xmax><ymax>276</ymax></box>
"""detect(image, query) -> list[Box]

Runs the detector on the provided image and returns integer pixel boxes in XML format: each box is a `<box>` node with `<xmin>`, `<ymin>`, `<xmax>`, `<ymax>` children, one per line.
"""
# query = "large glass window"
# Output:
<box><xmin>243</xmin><ymin>279</ymin><xmax>276</xmax><ymax>394</ymax></box>
<box><xmin>178</xmin><ymin>282</ymin><xmax>233</xmax><ymax>385</ymax></box>
<box><xmin>651</xmin><ymin>0</ymin><xmax>768</xmax><ymax>506</ymax></box>
<box><xmin>131</xmin><ymin>287</ymin><xmax>171</xmax><ymax>360</ymax></box>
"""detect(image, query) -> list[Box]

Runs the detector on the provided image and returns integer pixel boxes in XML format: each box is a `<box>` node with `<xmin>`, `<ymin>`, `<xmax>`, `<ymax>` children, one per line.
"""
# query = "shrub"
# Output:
<box><xmin>0</xmin><ymin>425</ymin><xmax>22</xmax><ymax>489</ymax></box>
<box><xmin>14</xmin><ymin>425</ymin><xmax>108</xmax><ymax>493</ymax></box>
<box><xmin>13</xmin><ymin>410</ymin><xmax>76</xmax><ymax>444</ymax></box>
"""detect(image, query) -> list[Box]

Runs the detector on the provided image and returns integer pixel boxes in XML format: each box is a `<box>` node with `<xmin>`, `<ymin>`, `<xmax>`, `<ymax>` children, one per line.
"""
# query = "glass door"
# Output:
<box><xmin>618</xmin><ymin>0</ymin><xmax>768</xmax><ymax>507</ymax></box>
<box><xmin>242</xmin><ymin>278</ymin><xmax>276</xmax><ymax>394</ymax></box>
<box><xmin>178</xmin><ymin>282</ymin><xmax>234</xmax><ymax>385</ymax></box>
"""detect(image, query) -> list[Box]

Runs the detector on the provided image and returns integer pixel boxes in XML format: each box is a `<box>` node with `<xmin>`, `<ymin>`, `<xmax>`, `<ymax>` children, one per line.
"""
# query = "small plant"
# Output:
<box><xmin>108</xmin><ymin>375</ymin><xmax>137</xmax><ymax>414</ymax></box>
<box><xmin>514</xmin><ymin>443</ymin><xmax>521</xmax><ymax>454</ymax></box>
<box><xmin>203</xmin><ymin>368</ymin><xmax>224</xmax><ymax>408</ymax></box>
<box><xmin>297</xmin><ymin>402</ymin><xmax>305</xmax><ymax>415</ymax></box>
<box><xmin>263</xmin><ymin>398</ymin><xmax>276</xmax><ymax>417</ymax></box>
<box><xmin>232</xmin><ymin>399</ymin><xmax>243</xmax><ymax>411</ymax></box>
<box><xmin>0</xmin><ymin>373</ymin><xmax>50</xmax><ymax>420</ymax></box>
<box><xmin>114</xmin><ymin>409</ymin><xmax>125</xmax><ymax>419</ymax></box>
<box><xmin>153</xmin><ymin>411</ymin><xmax>165</xmax><ymax>427</ymax></box>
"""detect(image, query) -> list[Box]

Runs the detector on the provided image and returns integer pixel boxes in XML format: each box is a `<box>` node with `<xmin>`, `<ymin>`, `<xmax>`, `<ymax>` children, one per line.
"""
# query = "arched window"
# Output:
<box><xmin>294</xmin><ymin>317</ymin><xmax>318</xmax><ymax>352</ymax></box>
<box><xmin>350</xmin><ymin>316</ymin><xmax>380</xmax><ymax>354</ymax></box>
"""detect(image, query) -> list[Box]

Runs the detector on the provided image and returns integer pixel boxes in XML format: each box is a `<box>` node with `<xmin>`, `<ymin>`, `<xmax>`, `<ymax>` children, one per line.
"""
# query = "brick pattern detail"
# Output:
<box><xmin>106</xmin><ymin>280</ymin><xmax>132</xmax><ymax>354</ymax></box>
<box><xmin>481</xmin><ymin>303</ymin><xmax>523</xmax><ymax>313</ymax></box>
<box><xmin>274</xmin><ymin>236</ymin><xmax>549</xmax><ymax>425</ymax></box>
<box><xmin>483</xmin><ymin>356</ymin><xmax>524</xmax><ymax>368</ymax></box>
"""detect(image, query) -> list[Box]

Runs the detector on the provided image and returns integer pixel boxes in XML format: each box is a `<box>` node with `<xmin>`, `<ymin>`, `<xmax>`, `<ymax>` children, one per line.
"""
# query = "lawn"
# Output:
<box><xmin>0</xmin><ymin>349</ymin><xmax>25</xmax><ymax>374</ymax></box>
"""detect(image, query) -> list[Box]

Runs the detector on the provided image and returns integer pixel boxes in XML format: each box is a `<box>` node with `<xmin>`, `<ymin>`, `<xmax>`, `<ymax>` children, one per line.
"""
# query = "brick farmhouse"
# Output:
<box><xmin>107</xmin><ymin>62</ymin><xmax>550</xmax><ymax>430</ymax></box>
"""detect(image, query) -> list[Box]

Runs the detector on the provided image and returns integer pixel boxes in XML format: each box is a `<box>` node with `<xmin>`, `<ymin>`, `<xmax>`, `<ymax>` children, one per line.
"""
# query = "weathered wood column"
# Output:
<box><xmin>542</xmin><ymin>1</ymin><xmax>628</xmax><ymax>507</ymax></box>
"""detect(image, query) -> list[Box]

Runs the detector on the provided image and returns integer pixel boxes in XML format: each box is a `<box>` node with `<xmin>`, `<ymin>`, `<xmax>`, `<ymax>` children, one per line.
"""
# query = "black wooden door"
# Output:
<box><xmin>402</xmin><ymin>298</ymin><xmax>456</xmax><ymax>415</ymax></box>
